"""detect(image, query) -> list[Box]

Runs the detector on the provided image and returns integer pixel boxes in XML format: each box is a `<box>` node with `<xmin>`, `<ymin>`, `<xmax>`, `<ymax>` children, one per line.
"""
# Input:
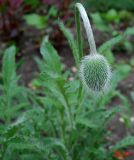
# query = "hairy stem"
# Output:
<box><xmin>75</xmin><ymin>3</ymin><xmax>97</xmax><ymax>54</ymax></box>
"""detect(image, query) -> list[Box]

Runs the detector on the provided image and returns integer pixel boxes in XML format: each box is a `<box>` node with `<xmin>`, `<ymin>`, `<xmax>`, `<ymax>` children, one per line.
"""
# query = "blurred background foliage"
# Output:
<box><xmin>0</xmin><ymin>0</ymin><xmax>134</xmax><ymax>159</ymax></box>
<box><xmin>79</xmin><ymin>0</ymin><xmax>134</xmax><ymax>11</ymax></box>
<box><xmin>0</xmin><ymin>0</ymin><xmax>134</xmax><ymax>99</ymax></box>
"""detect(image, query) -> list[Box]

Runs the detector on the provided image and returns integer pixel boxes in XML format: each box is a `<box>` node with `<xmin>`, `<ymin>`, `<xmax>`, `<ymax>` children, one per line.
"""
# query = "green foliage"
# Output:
<box><xmin>23</xmin><ymin>6</ymin><xmax>58</xmax><ymax>29</ymax></box>
<box><xmin>2</xmin><ymin>46</ymin><xmax>16</xmax><ymax>87</ymax></box>
<box><xmin>98</xmin><ymin>27</ymin><xmax>134</xmax><ymax>63</ymax></box>
<box><xmin>90</xmin><ymin>10</ymin><xmax>134</xmax><ymax>54</ymax></box>
<box><xmin>91</xmin><ymin>13</ymin><xmax>111</xmax><ymax>32</ymax></box>
<box><xmin>0</xmin><ymin>14</ymin><xmax>134</xmax><ymax>160</ymax></box>
<box><xmin>0</xmin><ymin>46</ymin><xmax>31</xmax><ymax>159</ymax></box>
<box><xmin>23</xmin><ymin>14</ymin><xmax>48</xmax><ymax>29</ymax></box>
<box><xmin>104</xmin><ymin>9</ymin><xmax>119</xmax><ymax>22</ymax></box>
<box><xmin>0</xmin><ymin>46</ymin><xmax>29</xmax><ymax>123</ymax></box>
<box><xmin>29</xmin><ymin>35</ymin><xmax>132</xmax><ymax>159</ymax></box>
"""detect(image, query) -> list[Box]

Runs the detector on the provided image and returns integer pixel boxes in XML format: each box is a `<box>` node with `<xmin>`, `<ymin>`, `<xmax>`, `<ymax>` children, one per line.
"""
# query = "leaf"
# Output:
<box><xmin>44</xmin><ymin>138</ymin><xmax>70</xmax><ymax>160</ymax></box>
<box><xmin>82</xmin><ymin>107</ymin><xmax>120</xmax><ymax>130</ymax></box>
<box><xmin>130</xmin><ymin>58</ymin><xmax>134</xmax><ymax>66</ymax></box>
<box><xmin>7</xmin><ymin>103</ymin><xmax>29</xmax><ymax>118</ymax></box>
<box><xmin>3</xmin><ymin>137</ymin><xmax>45</xmax><ymax>160</ymax></box>
<box><xmin>104</xmin><ymin>9</ymin><xmax>119</xmax><ymax>22</ymax></box>
<box><xmin>124</xmin><ymin>27</ymin><xmax>134</xmax><ymax>36</ymax></box>
<box><xmin>48</xmin><ymin>6</ymin><xmax>58</xmax><ymax>17</ymax></box>
<box><xmin>103</xmin><ymin>50</ymin><xmax>115</xmax><ymax>64</ymax></box>
<box><xmin>113</xmin><ymin>136</ymin><xmax>134</xmax><ymax>149</ymax></box>
<box><xmin>23</xmin><ymin>14</ymin><xmax>47</xmax><ymax>29</ymax></box>
<box><xmin>64</xmin><ymin>80</ymin><xmax>80</xmax><ymax>106</ymax></box>
<box><xmin>114</xmin><ymin>63</ymin><xmax>131</xmax><ymax>81</ymax></box>
<box><xmin>5</xmin><ymin>137</ymin><xmax>70</xmax><ymax>160</ymax></box>
<box><xmin>44</xmin><ymin>138</ymin><xmax>67</xmax><ymax>151</ymax></box>
<box><xmin>76</xmin><ymin>117</ymin><xmax>97</xmax><ymax>129</ymax></box>
<box><xmin>124</xmin><ymin>41</ymin><xmax>133</xmax><ymax>52</ymax></box>
<box><xmin>3</xmin><ymin>115</ymin><xmax>26</xmax><ymax>140</ymax></box>
<box><xmin>101</xmin><ymin>107</ymin><xmax>121</xmax><ymax>126</ymax></box>
<box><xmin>64</xmin><ymin>80</ymin><xmax>80</xmax><ymax>94</ymax></box>
<box><xmin>40</xmin><ymin>38</ymin><xmax>62</xmax><ymax>73</ymax></box>
<box><xmin>2</xmin><ymin>46</ymin><xmax>16</xmax><ymax>87</ymax></box>
<box><xmin>98</xmin><ymin>35</ymin><xmax>123</xmax><ymax>54</ymax></box>
<box><xmin>98</xmin><ymin>27</ymin><xmax>134</xmax><ymax>57</ymax></box>
<box><xmin>59</xmin><ymin>21</ymin><xmax>79</xmax><ymax>65</ymax></box>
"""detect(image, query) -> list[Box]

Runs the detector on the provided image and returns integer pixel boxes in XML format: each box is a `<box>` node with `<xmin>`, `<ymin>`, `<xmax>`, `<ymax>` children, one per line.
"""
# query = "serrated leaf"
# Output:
<box><xmin>2</xmin><ymin>46</ymin><xmax>16</xmax><ymax>87</ymax></box>
<box><xmin>44</xmin><ymin>138</ymin><xmax>70</xmax><ymax>160</ymax></box>
<box><xmin>40</xmin><ymin>38</ymin><xmax>62</xmax><ymax>73</ymax></box>
<box><xmin>3</xmin><ymin>115</ymin><xmax>26</xmax><ymax>140</ymax></box>
<box><xmin>3</xmin><ymin>137</ymin><xmax>44</xmax><ymax>160</ymax></box>
<box><xmin>76</xmin><ymin>117</ymin><xmax>98</xmax><ymax>129</ymax></box>
<box><xmin>64</xmin><ymin>80</ymin><xmax>80</xmax><ymax>93</ymax></box>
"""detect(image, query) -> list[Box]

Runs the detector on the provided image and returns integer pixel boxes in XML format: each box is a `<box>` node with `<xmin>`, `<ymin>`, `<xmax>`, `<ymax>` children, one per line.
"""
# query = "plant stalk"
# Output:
<box><xmin>75</xmin><ymin>7</ymin><xmax>83</xmax><ymax>61</ymax></box>
<box><xmin>75</xmin><ymin>3</ymin><xmax>97</xmax><ymax>55</ymax></box>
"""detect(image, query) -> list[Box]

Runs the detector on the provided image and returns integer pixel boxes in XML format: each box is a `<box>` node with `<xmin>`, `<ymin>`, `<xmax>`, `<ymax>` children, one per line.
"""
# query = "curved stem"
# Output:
<box><xmin>75</xmin><ymin>3</ymin><xmax>97</xmax><ymax>54</ymax></box>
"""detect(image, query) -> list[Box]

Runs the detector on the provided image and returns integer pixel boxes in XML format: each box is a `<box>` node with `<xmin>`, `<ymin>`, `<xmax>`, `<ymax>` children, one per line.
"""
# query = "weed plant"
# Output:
<box><xmin>0</xmin><ymin>2</ymin><xmax>134</xmax><ymax>160</ymax></box>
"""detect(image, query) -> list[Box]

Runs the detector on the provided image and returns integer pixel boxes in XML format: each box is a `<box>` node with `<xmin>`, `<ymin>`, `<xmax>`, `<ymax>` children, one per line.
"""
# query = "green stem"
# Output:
<box><xmin>64</xmin><ymin>94</ymin><xmax>74</xmax><ymax>129</ymax></box>
<box><xmin>75</xmin><ymin>3</ymin><xmax>97</xmax><ymax>55</ymax></box>
<box><xmin>59</xmin><ymin>110</ymin><xmax>72</xmax><ymax>160</ymax></box>
<box><xmin>75</xmin><ymin>7</ymin><xmax>83</xmax><ymax>61</ymax></box>
<box><xmin>57</xmin><ymin>82</ymin><xmax>74</xmax><ymax>129</ymax></box>
<box><xmin>50</xmin><ymin>119</ymin><xmax>59</xmax><ymax>137</ymax></box>
<box><xmin>60</xmin><ymin>110</ymin><xmax>66</xmax><ymax>144</ymax></box>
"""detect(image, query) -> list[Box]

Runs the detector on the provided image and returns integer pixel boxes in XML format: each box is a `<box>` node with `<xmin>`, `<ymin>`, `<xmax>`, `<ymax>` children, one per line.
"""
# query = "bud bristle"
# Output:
<box><xmin>80</xmin><ymin>54</ymin><xmax>111</xmax><ymax>93</ymax></box>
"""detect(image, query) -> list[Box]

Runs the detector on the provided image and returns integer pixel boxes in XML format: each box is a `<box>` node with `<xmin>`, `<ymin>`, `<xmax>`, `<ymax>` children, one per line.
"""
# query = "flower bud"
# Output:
<box><xmin>80</xmin><ymin>54</ymin><xmax>111</xmax><ymax>93</ymax></box>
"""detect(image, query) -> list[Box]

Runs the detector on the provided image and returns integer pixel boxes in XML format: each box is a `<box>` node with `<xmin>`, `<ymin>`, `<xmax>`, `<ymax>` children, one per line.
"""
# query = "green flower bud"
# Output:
<box><xmin>75</xmin><ymin>3</ymin><xmax>112</xmax><ymax>93</ymax></box>
<box><xmin>80</xmin><ymin>54</ymin><xmax>111</xmax><ymax>93</ymax></box>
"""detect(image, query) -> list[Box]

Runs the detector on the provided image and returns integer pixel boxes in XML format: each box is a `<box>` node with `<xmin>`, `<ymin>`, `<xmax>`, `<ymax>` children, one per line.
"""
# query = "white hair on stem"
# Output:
<box><xmin>75</xmin><ymin>3</ymin><xmax>97</xmax><ymax>54</ymax></box>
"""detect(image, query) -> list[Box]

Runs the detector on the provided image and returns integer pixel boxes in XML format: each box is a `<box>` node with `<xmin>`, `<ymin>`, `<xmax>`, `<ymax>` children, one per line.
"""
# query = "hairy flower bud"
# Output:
<box><xmin>80</xmin><ymin>54</ymin><xmax>111</xmax><ymax>93</ymax></box>
<box><xmin>76</xmin><ymin>3</ymin><xmax>111</xmax><ymax>93</ymax></box>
